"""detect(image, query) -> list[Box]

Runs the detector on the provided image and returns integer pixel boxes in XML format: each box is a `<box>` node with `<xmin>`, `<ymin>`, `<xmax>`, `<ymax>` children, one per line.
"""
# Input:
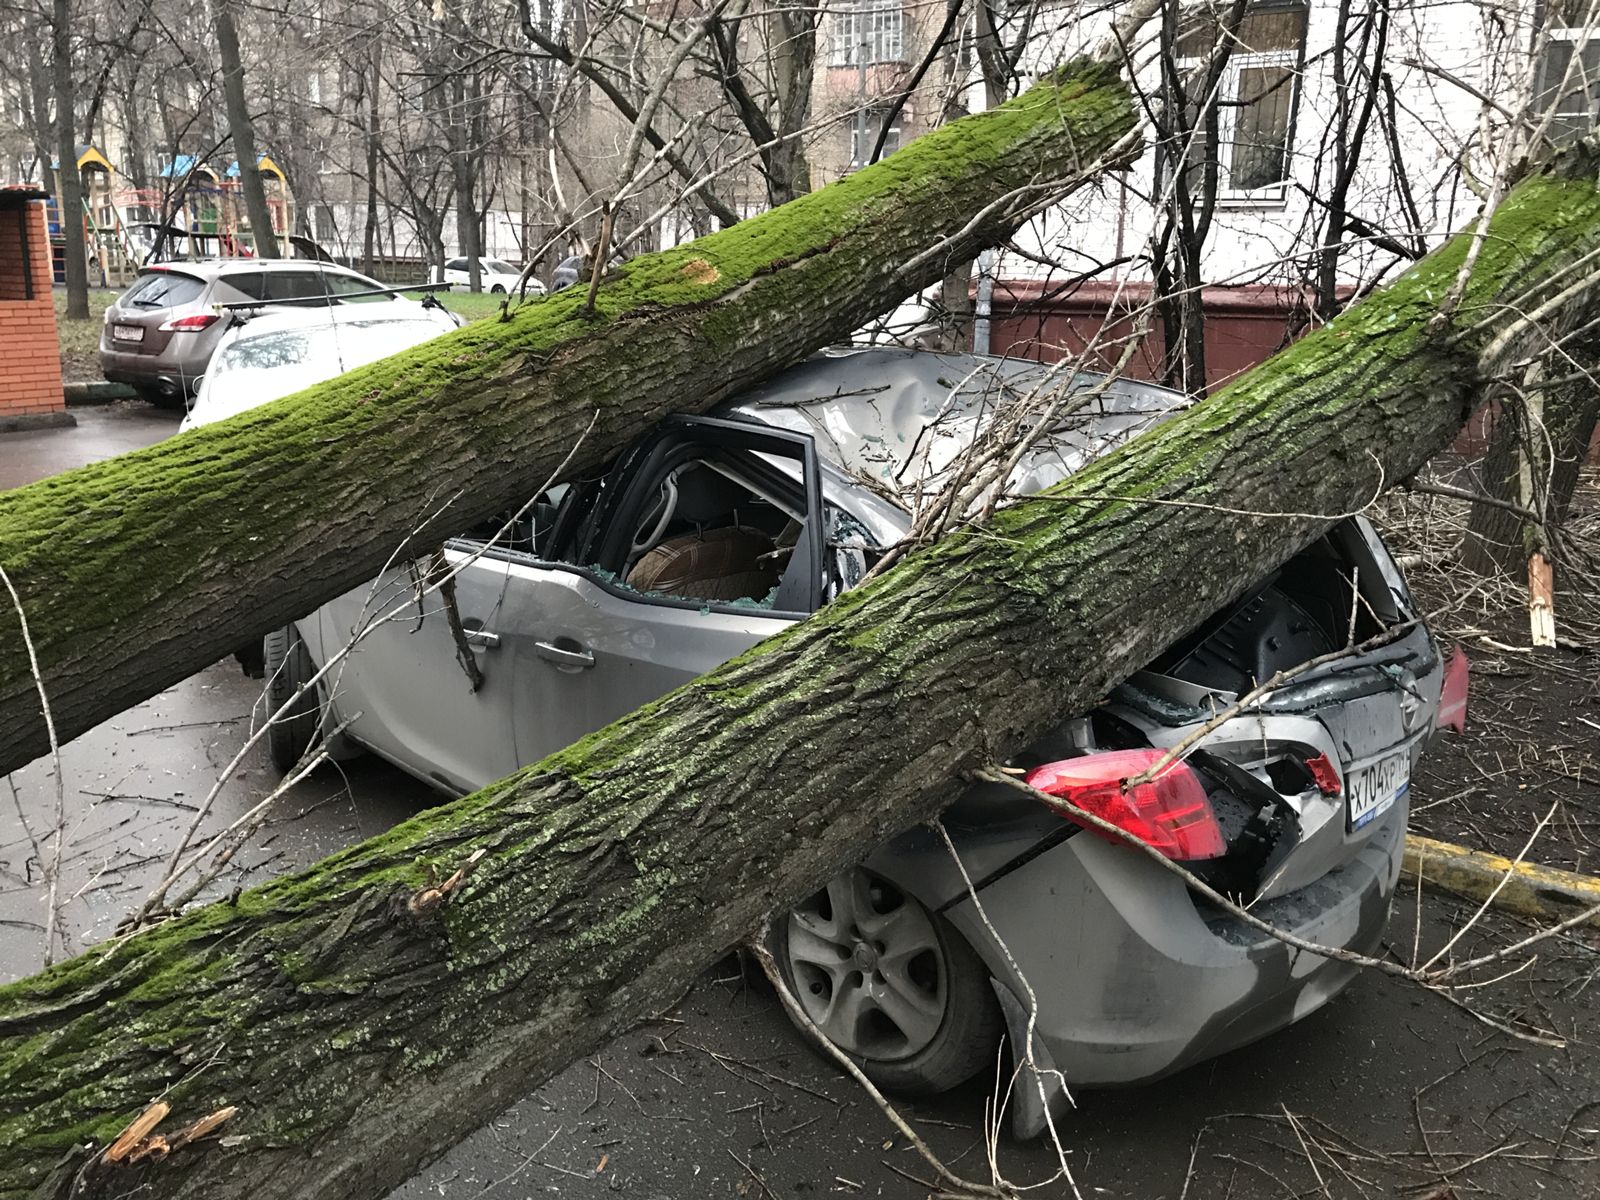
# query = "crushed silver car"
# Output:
<box><xmin>261</xmin><ymin>347</ymin><xmax>1464</xmax><ymax>1135</ymax></box>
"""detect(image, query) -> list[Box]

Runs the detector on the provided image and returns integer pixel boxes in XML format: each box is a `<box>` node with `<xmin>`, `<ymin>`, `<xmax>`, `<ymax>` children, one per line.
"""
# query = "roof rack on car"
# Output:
<box><xmin>212</xmin><ymin>281</ymin><xmax>455</xmax><ymax>312</ymax></box>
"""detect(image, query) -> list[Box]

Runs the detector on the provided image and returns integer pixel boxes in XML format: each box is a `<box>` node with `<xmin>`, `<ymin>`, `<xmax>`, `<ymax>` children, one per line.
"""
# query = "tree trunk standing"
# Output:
<box><xmin>1311</xmin><ymin>0</ymin><xmax>1388</xmax><ymax>322</ymax></box>
<box><xmin>447</xmin><ymin>64</ymin><xmax>481</xmax><ymax>292</ymax></box>
<box><xmin>1149</xmin><ymin>0</ymin><xmax>1247</xmax><ymax>397</ymax></box>
<box><xmin>214</xmin><ymin>0</ymin><xmax>279</xmax><ymax>258</ymax></box>
<box><xmin>1462</xmin><ymin>358</ymin><xmax>1600</xmax><ymax>575</ymax></box>
<box><xmin>361</xmin><ymin>51</ymin><xmax>380</xmax><ymax>277</ymax></box>
<box><xmin>25</xmin><ymin>37</ymin><xmax>56</xmax><ymax>184</ymax></box>
<box><xmin>51</xmin><ymin>0</ymin><xmax>90</xmax><ymax>320</ymax></box>
<box><xmin>933</xmin><ymin>0</ymin><xmax>1006</xmax><ymax>354</ymax></box>
<box><xmin>707</xmin><ymin>4</ymin><xmax>814</xmax><ymax>209</ymax></box>
<box><xmin>0</xmin><ymin>62</ymin><xmax>1138</xmax><ymax>779</ymax></box>
<box><xmin>766</xmin><ymin>3</ymin><xmax>817</xmax><ymax>203</ymax></box>
<box><xmin>4</xmin><ymin>161</ymin><xmax>1600</xmax><ymax>1200</ymax></box>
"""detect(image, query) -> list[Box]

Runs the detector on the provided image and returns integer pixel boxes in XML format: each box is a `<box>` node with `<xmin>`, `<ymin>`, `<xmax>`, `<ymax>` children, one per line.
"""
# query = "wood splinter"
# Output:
<box><xmin>407</xmin><ymin>848</ymin><xmax>488</xmax><ymax>916</ymax></box>
<box><xmin>102</xmin><ymin>1101</ymin><xmax>237</xmax><ymax>1166</ymax></box>
<box><xmin>1528</xmin><ymin>550</ymin><xmax>1556</xmax><ymax>648</ymax></box>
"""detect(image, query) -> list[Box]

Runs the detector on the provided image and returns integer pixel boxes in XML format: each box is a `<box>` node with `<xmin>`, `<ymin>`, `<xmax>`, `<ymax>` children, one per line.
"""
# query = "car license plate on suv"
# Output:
<box><xmin>1347</xmin><ymin>752</ymin><xmax>1408</xmax><ymax>831</ymax></box>
<box><xmin>112</xmin><ymin>324</ymin><xmax>144</xmax><ymax>343</ymax></box>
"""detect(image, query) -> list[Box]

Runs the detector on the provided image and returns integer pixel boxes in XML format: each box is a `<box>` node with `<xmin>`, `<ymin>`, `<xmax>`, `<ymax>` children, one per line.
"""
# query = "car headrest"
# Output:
<box><xmin>671</xmin><ymin>464</ymin><xmax>750</xmax><ymax>525</ymax></box>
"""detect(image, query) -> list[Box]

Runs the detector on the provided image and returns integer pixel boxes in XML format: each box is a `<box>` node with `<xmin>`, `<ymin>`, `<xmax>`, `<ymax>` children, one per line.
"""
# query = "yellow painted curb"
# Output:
<box><xmin>1403</xmin><ymin>834</ymin><xmax>1600</xmax><ymax>928</ymax></box>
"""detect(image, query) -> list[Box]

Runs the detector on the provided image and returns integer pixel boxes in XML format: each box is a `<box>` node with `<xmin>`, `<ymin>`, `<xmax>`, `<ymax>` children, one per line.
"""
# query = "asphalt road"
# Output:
<box><xmin>3</xmin><ymin>407</ymin><xmax>1596</xmax><ymax>1199</ymax></box>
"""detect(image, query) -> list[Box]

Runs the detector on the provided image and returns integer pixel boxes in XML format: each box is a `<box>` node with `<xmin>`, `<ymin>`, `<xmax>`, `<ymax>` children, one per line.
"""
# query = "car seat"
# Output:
<box><xmin>625</xmin><ymin>464</ymin><xmax>781</xmax><ymax>601</ymax></box>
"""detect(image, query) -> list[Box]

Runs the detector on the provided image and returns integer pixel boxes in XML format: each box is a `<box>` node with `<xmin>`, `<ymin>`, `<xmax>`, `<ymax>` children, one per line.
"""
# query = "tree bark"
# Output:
<box><xmin>361</xmin><ymin>49</ymin><xmax>380</xmax><ymax>277</ymax></box>
<box><xmin>214</xmin><ymin>0</ymin><xmax>280</xmax><ymax>258</ymax></box>
<box><xmin>0</xmin><ymin>61</ymin><xmax>1138</xmax><ymax>780</ymax></box>
<box><xmin>4</xmin><ymin>154</ymin><xmax>1600</xmax><ymax>1200</ymax></box>
<box><xmin>51</xmin><ymin>0</ymin><xmax>90</xmax><ymax>320</ymax></box>
<box><xmin>450</xmin><ymin>76</ymin><xmax>481</xmax><ymax>292</ymax></box>
<box><xmin>1462</xmin><ymin>356</ymin><xmax>1600</xmax><ymax>575</ymax></box>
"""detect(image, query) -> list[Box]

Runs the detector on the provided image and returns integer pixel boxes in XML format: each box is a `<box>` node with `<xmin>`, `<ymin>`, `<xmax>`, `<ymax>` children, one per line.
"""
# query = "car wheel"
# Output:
<box><xmin>490</xmin><ymin>283</ymin><xmax>506</xmax><ymax>294</ymax></box>
<box><xmin>262</xmin><ymin>624</ymin><xmax>321</xmax><ymax>773</ymax></box>
<box><xmin>770</xmin><ymin>868</ymin><xmax>1003</xmax><ymax>1095</ymax></box>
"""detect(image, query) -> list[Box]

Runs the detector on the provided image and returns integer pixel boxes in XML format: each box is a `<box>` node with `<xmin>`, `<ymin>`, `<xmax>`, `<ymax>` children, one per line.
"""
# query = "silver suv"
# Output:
<box><xmin>98</xmin><ymin>260</ymin><xmax>401</xmax><ymax>408</ymax></box>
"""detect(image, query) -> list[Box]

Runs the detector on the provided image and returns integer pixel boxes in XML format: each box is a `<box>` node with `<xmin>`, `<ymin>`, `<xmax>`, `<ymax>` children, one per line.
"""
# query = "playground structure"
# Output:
<box><xmin>47</xmin><ymin>147</ymin><xmax>295</xmax><ymax>286</ymax></box>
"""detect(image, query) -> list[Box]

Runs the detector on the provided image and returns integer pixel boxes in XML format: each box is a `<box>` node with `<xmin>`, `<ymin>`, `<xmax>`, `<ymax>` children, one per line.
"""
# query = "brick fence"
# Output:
<box><xmin>988</xmin><ymin>278</ymin><xmax>1599</xmax><ymax>461</ymax></box>
<box><xmin>0</xmin><ymin>189</ymin><xmax>67</xmax><ymax>421</ymax></box>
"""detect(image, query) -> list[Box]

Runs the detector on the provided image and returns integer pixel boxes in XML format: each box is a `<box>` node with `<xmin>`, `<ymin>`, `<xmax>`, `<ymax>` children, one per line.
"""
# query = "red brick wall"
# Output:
<box><xmin>0</xmin><ymin>199</ymin><xmax>66</xmax><ymax>416</ymax></box>
<box><xmin>988</xmin><ymin>278</ymin><xmax>1600</xmax><ymax>462</ymax></box>
<box><xmin>987</xmin><ymin>280</ymin><xmax>1316</xmax><ymax>390</ymax></box>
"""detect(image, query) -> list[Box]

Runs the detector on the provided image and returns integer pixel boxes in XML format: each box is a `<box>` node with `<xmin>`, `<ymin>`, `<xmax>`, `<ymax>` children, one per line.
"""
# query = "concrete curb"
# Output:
<box><xmin>1404</xmin><ymin>834</ymin><xmax>1600</xmax><ymax>928</ymax></box>
<box><xmin>0</xmin><ymin>411</ymin><xmax>76</xmax><ymax>434</ymax></box>
<box><xmin>63</xmin><ymin>381</ymin><xmax>137</xmax><ymax>406</ymax></box>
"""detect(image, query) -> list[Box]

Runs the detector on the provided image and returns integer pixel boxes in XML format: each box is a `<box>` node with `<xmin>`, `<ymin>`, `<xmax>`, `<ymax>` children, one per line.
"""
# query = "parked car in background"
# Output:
<box><xmin>99</xmin><ymin>260</ymin><xmax>408</xmax><ymax>409</ymax></box>
<box><xmin>550</xmin><ymin>254</ymin><xmax>584</xmax><ymax>291</ymax></box>
<box><xmin>259</xmin><ymin>348</ymin><xmax>1463</xmax><ymax>1135</ymax></box>
<box><xmin>179</xmin><ymin>299</ymin><xmax>462</xmax><ymax>432</ymax></box>
<box><xmin>433</xmin><ymin>257</ymin><xmax>543</xmax><ymax>295</ymax></box>
<box><xmin>550</xmin><ymin>252</ymin><xmax>624</xmax><ymax>291</ymax></box>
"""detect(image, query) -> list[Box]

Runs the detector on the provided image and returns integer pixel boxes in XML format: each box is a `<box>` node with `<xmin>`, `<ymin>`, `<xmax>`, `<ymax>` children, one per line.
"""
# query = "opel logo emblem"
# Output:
<box><xmin>1399</xmin><ymin>673</ymin><xmax>1422</xmax><ymax>730</ymax></box>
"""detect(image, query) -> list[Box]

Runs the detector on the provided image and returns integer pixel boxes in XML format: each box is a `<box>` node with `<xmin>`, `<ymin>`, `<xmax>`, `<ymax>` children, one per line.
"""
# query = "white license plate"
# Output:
<box><xmin>1347</xmin><ymin>752</ymin><xmax>1408</xmax><ymax>831</ymax></box>
<box><xmin>112</xmin><ymin>324</ymin><xmax>144</xmax><ymax>343</ymax></box>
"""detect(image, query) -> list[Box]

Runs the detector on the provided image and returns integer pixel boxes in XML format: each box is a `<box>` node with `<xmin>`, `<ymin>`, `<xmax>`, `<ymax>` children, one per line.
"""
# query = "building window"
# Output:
<box><xmin>832</xmin><ymin>0</ymin><xmax>904</xmax><ymax>66</ymax></box>
<box><xmin>1174</xmin><ymin>1</ymin><xmax>1308</xmax><ymax>199</ymax></box>
<box><xmin>849</xmin><ymin>107</ymin><xmax>901</xmax><ymax>167</ymax></box>
<box><xmin>1537</xmin><ymin>9</ymin><xmax>1600</xmax><ymax>144</ymax></box>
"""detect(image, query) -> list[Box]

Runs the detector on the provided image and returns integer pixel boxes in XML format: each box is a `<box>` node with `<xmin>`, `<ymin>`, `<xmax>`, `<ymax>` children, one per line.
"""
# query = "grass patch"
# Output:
<box><xmin>53</xmin><ymin>289</ymin><xmax>120</xmax><ymax>383</ymax></box>
<box><xmin>435</xmin><ymin>290</ymin><xmax>512</xmax><ymax>322</ymax></box>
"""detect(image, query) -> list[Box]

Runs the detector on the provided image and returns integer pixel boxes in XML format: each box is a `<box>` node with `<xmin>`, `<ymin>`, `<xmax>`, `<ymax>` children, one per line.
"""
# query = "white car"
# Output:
<box><xmin>434</xmin><ymin>257</ymin><xmax>544</xmax><ymax>295</ymax></box>
<box><xmin>179</xmin><ymin>300</ymin><xmax>462</xmax><ymax>431</ymax></box>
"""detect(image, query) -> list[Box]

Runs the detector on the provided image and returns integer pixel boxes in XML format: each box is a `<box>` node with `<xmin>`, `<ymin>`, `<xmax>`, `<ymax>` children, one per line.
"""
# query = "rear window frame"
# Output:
<box><xmin>119</xmin><ymin>269</ymin><xmax>208</xmax><ymax>310</ymax></box>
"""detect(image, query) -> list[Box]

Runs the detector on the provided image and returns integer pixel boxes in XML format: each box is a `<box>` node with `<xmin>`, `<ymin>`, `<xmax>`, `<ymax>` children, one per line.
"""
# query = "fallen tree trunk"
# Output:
<box><xmin>4</xmin><ymin>159</ymin><xmax>1600</xmax><ymax>1200</ymax></box>
<box><xmin>0</xmin><ymin>60</ymin><xmax>1138</xmax><ymax>777</ymax></box>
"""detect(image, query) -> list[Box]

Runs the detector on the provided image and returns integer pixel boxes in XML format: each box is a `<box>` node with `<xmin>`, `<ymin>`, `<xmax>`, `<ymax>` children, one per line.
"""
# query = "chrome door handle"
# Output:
<box><xmin>462</xmin><ymin>627</ymin><xmax>500</xmax><ymax>649</ymax></box>
<box><xmin>534</xmin><ymin>639</ymin><xmax>595</xmax><ymax>670</ymax></box>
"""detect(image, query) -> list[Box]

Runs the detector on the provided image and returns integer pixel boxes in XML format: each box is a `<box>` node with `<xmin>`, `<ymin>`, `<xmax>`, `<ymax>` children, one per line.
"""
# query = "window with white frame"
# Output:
<box><xmin>831</xmin><ymin>0</ymin><xmax>905</xmax><ymax>66</ymax></box>
<box><xmin>848</xmin><ymin>106</ymin><xmax>901</xmax><ymax>167</ymax></box>
<box><xmin>1174</xmin><ymin>1</ymin><xmax>1308</xmax><ymax>199</ymax></box>
<box><xmin>1538</xmin><ymin>4</ymin><xmax>1600</xmax><ymax>144</ymax></box>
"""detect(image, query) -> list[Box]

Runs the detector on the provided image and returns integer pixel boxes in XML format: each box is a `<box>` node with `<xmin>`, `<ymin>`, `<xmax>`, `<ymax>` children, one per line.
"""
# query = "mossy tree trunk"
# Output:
<box><xmin>0</xmin><ymin>60</ymin><xmax>1139</xmax><ymax>779</ymax></box>
<box><xmin>4</xmin><ymin>160</ymin><xmax>1600</xmax><ymax>1200</ymax></box>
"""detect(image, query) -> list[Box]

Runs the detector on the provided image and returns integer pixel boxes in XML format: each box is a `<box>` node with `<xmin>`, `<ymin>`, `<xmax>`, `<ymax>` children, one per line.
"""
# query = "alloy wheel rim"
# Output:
<box><xmin>783</xmin><ymin>869</ymin><xmax>947</xmax><ymax>1061</ymax></box>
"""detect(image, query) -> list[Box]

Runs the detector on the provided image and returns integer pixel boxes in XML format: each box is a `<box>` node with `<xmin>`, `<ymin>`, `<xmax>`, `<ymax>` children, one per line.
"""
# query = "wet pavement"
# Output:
<box><xmin>2</xmin><ymin>409</ymin><xmax>1597</xmax><ymax>1198</ymax></box>
<box><xmin>0</xmin><ymin>403</ymin><xmax>182</xmax><ymax>490</ymax></box>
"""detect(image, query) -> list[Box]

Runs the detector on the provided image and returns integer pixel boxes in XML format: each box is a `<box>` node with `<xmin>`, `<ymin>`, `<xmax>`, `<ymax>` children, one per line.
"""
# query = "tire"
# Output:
<box><xmin>769</xmin><ymin>867</ymin><xmax>1003</xmax><ymax>1096</ymax></box>
<box><xmin>262</xmin><ymin>624</ymin><xmax>321</xmax><ymax>774</ymax></box>
<box><xmin>490</xmin><ymin>283</ymin><xmax>506</xmax><ymax>294</ymax></box>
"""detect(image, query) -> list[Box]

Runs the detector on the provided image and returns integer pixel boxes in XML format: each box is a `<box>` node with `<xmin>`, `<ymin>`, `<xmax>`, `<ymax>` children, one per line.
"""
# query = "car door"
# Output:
<box><xmin>314</xmin><ymin>549</ymin><xmax>524</xmax><ymax>795</ymax></box>
<box><xmin>505</xmin><ymin>415</ymin><xmax>825</xmax><ymax>763</ymax></box>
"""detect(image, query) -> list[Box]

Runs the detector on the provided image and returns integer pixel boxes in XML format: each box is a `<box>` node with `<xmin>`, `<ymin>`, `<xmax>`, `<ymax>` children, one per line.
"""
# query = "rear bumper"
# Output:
<box><xmin>949</xmin><ymin>798</ymin><xmax>1406</xmax><ymax>1131</ymax></box>
<box><xmin>99</xmin><ymin>348</ymin><xmax>204</xmax><ymax>396</ymax></box>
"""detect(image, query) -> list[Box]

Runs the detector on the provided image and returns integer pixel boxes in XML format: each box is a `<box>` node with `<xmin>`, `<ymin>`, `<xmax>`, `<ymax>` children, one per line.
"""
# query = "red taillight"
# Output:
<box><xmin>159</xmin><ymin>313</ymin><xmax>219</xmax><ymax>332</ymax></box>
<box><xmin>1437</xmin><ymin>647</ymin><xmax>1469</xmax><ymax>733</ymax></box>
<box><xmin>1023</xmin><ymin>749</ymin><xmax>1227</xmax><ymax>861</ymax></box>
<box><xmin>1303</xmin><ymin>752</ymin><xmax>1343</xmax><ymax>796</ymax></box>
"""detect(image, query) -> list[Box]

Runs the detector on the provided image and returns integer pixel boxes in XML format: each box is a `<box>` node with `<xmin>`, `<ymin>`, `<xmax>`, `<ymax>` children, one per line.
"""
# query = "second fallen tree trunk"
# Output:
<box><xmin>4</xmin><ymin>159</ymin><xmax>1600</xmax><ymax>1200</ymax></box>
<box><xmin>0</xmin><ymin>60</ymin><xmax>1138</xmax><ymax>777</ymax></box>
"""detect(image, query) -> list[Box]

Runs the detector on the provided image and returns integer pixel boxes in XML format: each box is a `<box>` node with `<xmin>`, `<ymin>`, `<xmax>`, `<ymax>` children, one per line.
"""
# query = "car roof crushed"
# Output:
<box><xmin>726</xmin><ymin>347</ymin><xmax>1192</xmax><ymax>507</ymax></box>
